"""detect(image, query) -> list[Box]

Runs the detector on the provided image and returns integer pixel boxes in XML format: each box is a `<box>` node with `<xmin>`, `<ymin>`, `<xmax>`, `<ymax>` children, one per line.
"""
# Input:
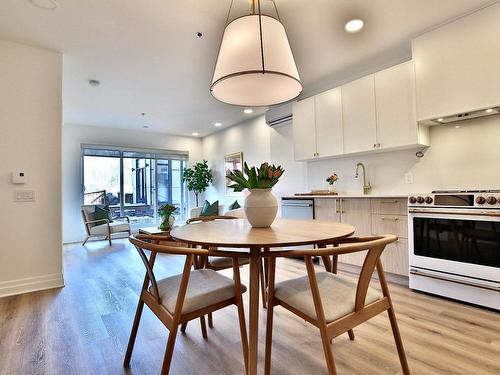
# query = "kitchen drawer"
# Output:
<box><xmin>371</xmin><ymin>198</ymin><xmax>407</xmax><ymax>215</ymax></box>
<box><xmin>380</xmin><ymin>238</ymin><xmax>408</xmax><ymax>276</ymax></box>
<box><xmin>372</xmin><ymin>214</ymin><xmax>408</xmax><ymax>239</ymax></box>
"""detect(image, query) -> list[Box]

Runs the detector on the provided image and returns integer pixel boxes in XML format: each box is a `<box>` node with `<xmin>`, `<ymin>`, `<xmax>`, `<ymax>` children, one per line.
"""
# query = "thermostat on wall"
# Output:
<box><xmin>11</xmin><ymin>171</ymin><xmax>27</xmax><ymax>184</ymax></box>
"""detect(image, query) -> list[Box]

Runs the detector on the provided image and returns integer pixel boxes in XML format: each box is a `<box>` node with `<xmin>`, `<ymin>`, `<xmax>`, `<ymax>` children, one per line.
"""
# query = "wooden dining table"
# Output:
<box><xmin>170</xmin><ymin>218</ymin><xmax>355</xmax><ymax>375</ymax></box>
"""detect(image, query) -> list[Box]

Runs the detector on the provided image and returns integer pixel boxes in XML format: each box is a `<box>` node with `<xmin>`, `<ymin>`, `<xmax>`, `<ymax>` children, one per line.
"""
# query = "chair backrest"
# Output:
<box><xmin>129</xmin><ymin>234</ymin><xmax>208</xmax><ymax>304</ymax></box>
<box><xmin>267</xmin><ymin>235</ymin><xmax>397</xmax><ymax>312</ymax></box>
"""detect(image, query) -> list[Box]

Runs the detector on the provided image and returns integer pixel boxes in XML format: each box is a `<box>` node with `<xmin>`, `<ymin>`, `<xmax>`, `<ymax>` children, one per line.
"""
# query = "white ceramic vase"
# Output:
<box><xmin>244</xmin><ymin>188</ymin><xmax>278</xmax><ymax>228</ymax></box>
<box><xmin>328</xmin><ymin>185</ymin><xmax>336</xmax><ymax>193</ymax></box>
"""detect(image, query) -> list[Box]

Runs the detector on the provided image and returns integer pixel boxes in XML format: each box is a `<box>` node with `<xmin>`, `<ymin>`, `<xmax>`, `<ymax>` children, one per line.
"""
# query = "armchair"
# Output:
<box><xmin>81</xmin><ymin>205</ymin><xmax>131</xmax><ymax>246</ymax></box>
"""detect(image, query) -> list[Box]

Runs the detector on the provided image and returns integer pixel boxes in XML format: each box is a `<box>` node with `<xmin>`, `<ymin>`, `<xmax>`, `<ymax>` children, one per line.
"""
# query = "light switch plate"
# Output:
<box><xmin>14</xmin><ymin>190</ymin><xmax>35</xmax><ymax>202</ymax></box>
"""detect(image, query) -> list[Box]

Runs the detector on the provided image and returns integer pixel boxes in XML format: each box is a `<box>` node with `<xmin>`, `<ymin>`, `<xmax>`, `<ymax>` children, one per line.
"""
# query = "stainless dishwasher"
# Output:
<box><xmin>281</xmin><ymin>197</ymin><xmax>315</xmax><ymax>220</ymax></box>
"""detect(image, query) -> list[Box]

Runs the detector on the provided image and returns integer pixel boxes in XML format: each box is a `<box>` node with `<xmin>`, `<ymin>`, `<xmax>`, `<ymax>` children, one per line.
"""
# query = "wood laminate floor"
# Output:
<box><xmin>0</xmin><ymin>239</ymin><xmax>499</xmax><ymax>375</ymax></box>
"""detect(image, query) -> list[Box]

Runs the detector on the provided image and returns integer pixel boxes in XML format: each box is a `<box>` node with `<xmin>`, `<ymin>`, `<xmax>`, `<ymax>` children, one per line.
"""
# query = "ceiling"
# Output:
<box><xmin>0</xmin><ymin>0</ymin><xmax>495</xmax><ymax>137</ymax></box>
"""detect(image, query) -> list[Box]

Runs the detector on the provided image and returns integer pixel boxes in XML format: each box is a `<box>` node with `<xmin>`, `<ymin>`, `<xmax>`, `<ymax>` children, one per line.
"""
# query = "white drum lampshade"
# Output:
<box><xmin>211</xmin><ymin>14</ymin><xmax>302</xmax><ymax>106</ymax></box>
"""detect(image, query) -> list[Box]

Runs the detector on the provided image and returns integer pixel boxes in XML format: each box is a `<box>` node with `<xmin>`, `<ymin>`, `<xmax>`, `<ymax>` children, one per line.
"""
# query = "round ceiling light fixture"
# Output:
<box><xmin>211</xmin><ymin>0</ymin><xmax>302</xmax><ymax>107</ymax></box>
<box><xmin>29</xmin><ymin>0</ymin><xmax>58</xmax><ymax>10</ymax></box>
<box><xmin>243</xmin><ymin>108</ymin><xmax>253</xmax><ymax>114</ymax></box>
<box><xmin>214</xmin><ymin>122</ymin><xmax>222</xmax><ymax>127</ymax></box>
<box><xmin>191</xmin><ymin>132</ymin><xmax>199</xmax><ymax>136</ymax></box>
<box><xmin>345</xmin><ymin>19</ymin><xmax>364</xmax><ymax>33</ymax></box>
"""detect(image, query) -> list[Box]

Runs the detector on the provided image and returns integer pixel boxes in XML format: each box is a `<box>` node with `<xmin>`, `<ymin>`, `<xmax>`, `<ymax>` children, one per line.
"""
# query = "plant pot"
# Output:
<box><xmin>159</xmin><ymin>215</ymin><xmax>175</xmax><ymax>231</ymax></box>
<box><xmin>244</xmin><ymin>188</ymin><xmax>278</xmax><ymax>228</ymax></box>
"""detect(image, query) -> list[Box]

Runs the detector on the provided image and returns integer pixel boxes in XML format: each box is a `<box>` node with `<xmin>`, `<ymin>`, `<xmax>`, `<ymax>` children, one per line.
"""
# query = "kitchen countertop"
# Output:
<box><xmin>282</xmin><ymin>194</ymin><xmax>409</xmax><ymax>199</ymax></box>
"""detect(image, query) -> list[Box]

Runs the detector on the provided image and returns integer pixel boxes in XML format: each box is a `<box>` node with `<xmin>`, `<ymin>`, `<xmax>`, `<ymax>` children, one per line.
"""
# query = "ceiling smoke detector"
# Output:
<box><xmin>88</xmin><ymin>79</ymin><xmax>100</xmax><ymax>87</ymax></box>
<box><xmin>29</xmin><ymin>0</ymin><xmax>58</xmax><ymax>10</ymax></box>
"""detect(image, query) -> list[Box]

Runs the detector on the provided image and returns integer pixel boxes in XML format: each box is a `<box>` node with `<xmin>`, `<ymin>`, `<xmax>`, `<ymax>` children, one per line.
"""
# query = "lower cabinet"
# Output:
<box><xmin>313</xmin><ymin>197</ymin><xmax>409</xmax><ymax>276</ymax></box>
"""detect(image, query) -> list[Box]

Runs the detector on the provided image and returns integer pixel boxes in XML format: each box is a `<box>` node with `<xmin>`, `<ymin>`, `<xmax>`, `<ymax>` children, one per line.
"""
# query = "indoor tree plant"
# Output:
<box><xmin>181</xmin><ymin>160</ymin><xmax>213</xmax><ymax>207</ymax></box>
<box><xmin>227</xmin><ymin>162</ymin><xmax>284</xmax><ymax>227</ymax></box>
<box><xmin>158</xmin><ymin>203</ymin><xmax>178</xmax><ymax>231</ymax></box>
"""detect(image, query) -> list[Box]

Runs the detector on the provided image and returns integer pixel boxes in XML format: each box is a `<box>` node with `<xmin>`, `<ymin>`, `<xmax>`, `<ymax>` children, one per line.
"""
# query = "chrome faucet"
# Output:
<box><xmin>355</xmin><ymin>162</ymin><xmax>372</xmax><ymax>195</ymax></box>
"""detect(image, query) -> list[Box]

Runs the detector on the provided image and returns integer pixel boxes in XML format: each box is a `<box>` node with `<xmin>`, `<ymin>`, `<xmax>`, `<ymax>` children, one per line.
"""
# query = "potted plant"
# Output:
<box><xmin>326</xmin><ymin>173</ymin><xmax>338</xmax><ymax>193</ymax></box>
<box><xmin>227</xmin><ymin>162</ymin><xmax>284</xmax><ymax>227</ymax></box>
<box><xmin>182</xmin><ymin>160</ymin><xmax>213</xmax><ymax>207</ymax></box>
<box><xmin>158</xmin><ymin>203</ymin><xmax>178</xmax><ymax>231</ymax></box>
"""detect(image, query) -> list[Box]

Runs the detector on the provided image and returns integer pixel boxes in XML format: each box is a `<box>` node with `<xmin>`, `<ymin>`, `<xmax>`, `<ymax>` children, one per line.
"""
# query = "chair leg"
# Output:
<box><xmin>319</xmin><ymin>326</ymin><xmax>337</xmax><ymax>375</ymax></box>
<box><xmin>264</xmin><ymin>302</ymin><xmax>275</xmax><ymax>375</ymax></box>
<box><xmin>260</xmin><ymin>260</ymin><xmax>267</xmax><ymax>308</ymax></box>
<box><xmin>161</xmin><ymin>322</ymin><xmax>180</xmax><ymax>375</ymax></box>
<box><xmin>236</xmin><ymin>296</ymin><xmax>249</xmax><ymax>374</ymax></box>
<box><xmin>348</xmin><ymin>329</ymin><xmax>355</xmax><ymax>341</ymax></box>
<box><xmin>208</xmin><ymin>312</ymin><xmax>213</xmax><ymax>328</ymax></box>
<box><xmin>387</xmin><ymin>307</ymin><xmax>410</xmax><ymax>375</ymax></box>
<box><xmin>108</xmin><ymin>235</ymin><xmax>112</xmax><ymax>246</ymax></box>
<box><xmin>124</xmin><ymin>300</ymin><xmax>145</xmax><ymax>367</ymax></box>
<box><xmin>180</xmin><ymin>322</ymin><xmax>187</xmax><ymax>333</ymax></box>
<box><xmin>82</xmin><ymin>236</ymin><xmax>89</xmax><ymax>246</ymax></box>
<box><xmin>199</xmin><ymin>316</ymin><xmax>208</xmax><ymax>339</ymax></box>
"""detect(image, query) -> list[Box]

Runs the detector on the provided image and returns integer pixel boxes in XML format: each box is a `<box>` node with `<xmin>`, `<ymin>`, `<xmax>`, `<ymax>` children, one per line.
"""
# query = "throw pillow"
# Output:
<box><xmin>200</xmin><ymin>200</ymin><xmax>219</xmax><ymax>216</ymax></box>
<box><xmin>229</xmin><ymin>200</ymin><xmax>241</xmax><ymax>210</ymax></box>
<box><xmin>94</xmin><ymin>205</ymin><xmax>112</xmax><ymax>224</ymax></box>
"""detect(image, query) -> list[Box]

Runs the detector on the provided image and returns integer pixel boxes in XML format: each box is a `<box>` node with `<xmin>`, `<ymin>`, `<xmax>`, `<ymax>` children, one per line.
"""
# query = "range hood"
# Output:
<box><xmin>420</xmin><ymin>106</ymin><xmax>500</xmax><ymax>126</ymax></box>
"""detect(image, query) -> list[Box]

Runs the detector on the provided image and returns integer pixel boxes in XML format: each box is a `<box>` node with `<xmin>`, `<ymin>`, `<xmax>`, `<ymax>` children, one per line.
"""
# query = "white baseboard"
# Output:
<box><xmin>0</xmin><ymin>273</ymin><xmax>65</xmax><ymax>298</ymax></box>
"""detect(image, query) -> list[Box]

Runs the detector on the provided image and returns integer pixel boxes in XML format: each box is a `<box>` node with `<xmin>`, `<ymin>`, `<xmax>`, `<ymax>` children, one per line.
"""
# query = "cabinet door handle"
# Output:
<box><xmin>381</xmin><ymin>200</ymin><xmax>399</xmax><ymax>204</ymax></box>
<box><xmin>335</xmin><ymin>199</ymin><xmax>340</xmax><ymax>214</ymax></box>
<box><xmin>381</xmin><ymin>217</ymin><xmax>400</xmax><ymax>221</ymax></box>
<box><xmin>341</xmin><ymin>199</ymin><xmax>345</xmax><ymax>214</ymax></box>
<box><xmin>373</xmin><ymin>144</ymin><xmax>377</xmax><ymax>148</ymax></box>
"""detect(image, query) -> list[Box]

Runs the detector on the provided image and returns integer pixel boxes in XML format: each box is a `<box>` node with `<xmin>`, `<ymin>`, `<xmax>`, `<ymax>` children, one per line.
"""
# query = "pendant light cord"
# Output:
<box><xmin>272</xmin><ymin>0</ymin><xmax>281</xmax><ymax>22</ymax></box>
<box><xmin>225</xmin><ymin>0</ymin><xmax>235</xmax><ymax>26</ymax></box>
<box><xmin>257</xmin><ymin>0</ymin><xmax>265</xmax><ymax>73</ymax></box>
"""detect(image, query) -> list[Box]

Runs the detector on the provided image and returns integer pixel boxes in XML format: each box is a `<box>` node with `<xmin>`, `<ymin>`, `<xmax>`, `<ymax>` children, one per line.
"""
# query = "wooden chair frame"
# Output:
<box><xmin>124</xmin><ymin>234</ymin><xmax>249</xmax><ymax>375</ymax></box>
<box><xmin>264</xmin><ymin>235</ymin><xmax>410</xmax><ymax>375</ymax></box>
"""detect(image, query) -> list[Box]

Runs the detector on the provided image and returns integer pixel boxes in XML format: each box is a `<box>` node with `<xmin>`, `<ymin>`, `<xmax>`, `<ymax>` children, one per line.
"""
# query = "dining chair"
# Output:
<box><xmin>264</xmin><ymin>235</ymin><xmax>410</xmax><ymax>375</ymax></box>
<box><xmin>124</xmin><ymin>234</ymin><xmax>249</xmax><ymax>375</ymax></box>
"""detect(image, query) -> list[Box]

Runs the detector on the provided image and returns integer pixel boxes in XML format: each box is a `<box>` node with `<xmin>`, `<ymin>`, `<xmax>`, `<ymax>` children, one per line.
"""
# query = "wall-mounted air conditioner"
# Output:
<box><xmin>265</xmin><ymin>102</ymin><xmax>294</xmax><ymax>127</ymax></box>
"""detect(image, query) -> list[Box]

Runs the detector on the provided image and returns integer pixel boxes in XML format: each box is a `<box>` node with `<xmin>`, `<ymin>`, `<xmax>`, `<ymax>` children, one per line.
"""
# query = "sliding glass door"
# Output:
<box><xmin>82</xmin><ymin>145</ymin><xmax>188</xmax><ymax>229</ymax></box>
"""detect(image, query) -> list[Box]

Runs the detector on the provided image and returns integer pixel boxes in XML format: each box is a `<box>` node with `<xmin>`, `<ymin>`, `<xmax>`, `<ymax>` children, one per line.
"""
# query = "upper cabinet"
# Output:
<box><xmin>375</xmin><ymin>61</ymin><xmax>428</xmax><ymax>149</ymax></box>
<box><xmin>342</xmin><ymin>76</ymin><xmax>377</xmax><ymax>154</ymax></box>
<box><xmin>315</xmin><ymin>87</ymin><xmax>343</xmax><ymax>157</ymax></box>
<box><xmin>412</xmin><ymin>2</ymin><xmax>500</xmax><ymax>121</ymax></box>
<box><xmin>293</xmin><ymin>61</ymin><xmax>429</xmax><ymax>161</ymax></box>
<box><xmin>292</xmin><ymin>96</ymin><xmax>316</xmax><ymax>161</ymax></box>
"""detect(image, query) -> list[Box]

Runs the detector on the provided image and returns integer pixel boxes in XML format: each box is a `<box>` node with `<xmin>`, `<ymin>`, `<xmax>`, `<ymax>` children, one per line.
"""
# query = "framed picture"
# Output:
<box><xmin>225</xmin><ymin>152</ymin><xmax>243</xmax><ymax>195</ymax></box>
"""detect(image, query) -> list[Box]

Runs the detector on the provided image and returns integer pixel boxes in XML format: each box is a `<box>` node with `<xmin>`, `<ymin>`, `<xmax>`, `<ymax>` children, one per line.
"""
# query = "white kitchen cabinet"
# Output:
<box><xmin>341</xmin><ymin>75</ymin><xmax>377</xmax><ymax>154</ymax></box>
<box><xmin>315</xmin><ymin>87</ymin><xmax>343</xmax><ymax>157</ymax></box>
<box><xmin>375</xmin><ymin>61</ymin><xmax>429</xmax><ymax>149</ymax></box>
<box><xmin>292</xmin><ymin>96</ymin><xmax>316</xmax><ymax>161</ymax></box>
<box><xmin>412</xmin><ymin>2</ymin><xmax>500</xmax><ymax>121</ymax></box>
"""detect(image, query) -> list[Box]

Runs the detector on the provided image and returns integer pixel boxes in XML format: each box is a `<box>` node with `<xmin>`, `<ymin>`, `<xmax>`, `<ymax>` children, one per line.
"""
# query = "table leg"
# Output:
<box><xmin>248</xmin><ymin>247</ymin><xmax>261</xmax><ymax>375</ymax></box>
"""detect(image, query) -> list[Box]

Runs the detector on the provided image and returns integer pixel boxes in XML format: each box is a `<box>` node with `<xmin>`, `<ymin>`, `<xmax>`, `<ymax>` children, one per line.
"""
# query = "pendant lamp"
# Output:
<box><xmin>211</xmin><ymin>0</ymin><xmax>302</xmax><ymax>106</ymax></box>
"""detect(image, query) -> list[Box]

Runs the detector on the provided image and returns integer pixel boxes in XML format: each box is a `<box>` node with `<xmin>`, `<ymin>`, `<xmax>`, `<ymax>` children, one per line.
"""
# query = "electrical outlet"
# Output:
<box><xmin>14</xmin><ymin>190</ymin><xmax>35</xmax><ymax>202</ymax></box>
<box><xmin>404</xmin><ymin>173</ymin><xmax>414</xmax><ymax>184</ymax></box>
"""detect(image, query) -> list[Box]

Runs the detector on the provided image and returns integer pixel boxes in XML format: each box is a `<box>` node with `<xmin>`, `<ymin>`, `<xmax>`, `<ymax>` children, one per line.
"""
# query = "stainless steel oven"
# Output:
<box><xmin>408</xmin><ymin>190</ymin><xmax>500</xmax><ymax>310</ymax></box>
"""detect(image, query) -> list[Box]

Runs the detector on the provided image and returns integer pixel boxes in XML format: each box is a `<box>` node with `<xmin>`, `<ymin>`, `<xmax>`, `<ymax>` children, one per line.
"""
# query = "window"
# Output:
<box><xmin>81</xmin><ymin>145</ymin><xmax>188</xmax><ymax>229</ymax></box>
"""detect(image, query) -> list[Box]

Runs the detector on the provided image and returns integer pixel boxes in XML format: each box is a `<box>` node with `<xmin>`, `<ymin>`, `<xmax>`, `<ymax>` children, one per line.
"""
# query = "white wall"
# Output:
<box><xmin>0</xmin><ymin>40</ymin><xmax>63</xmax><ymax>297</ymax></box>
<box><xmin>62</xmin><ymin>123</ymin><xmax>203</xmax><ymax>243</ymax></box>
<box><xmin>202</xmin><ymin>114</ymin><xmax>500</xmax><ymax>203</ymax></box>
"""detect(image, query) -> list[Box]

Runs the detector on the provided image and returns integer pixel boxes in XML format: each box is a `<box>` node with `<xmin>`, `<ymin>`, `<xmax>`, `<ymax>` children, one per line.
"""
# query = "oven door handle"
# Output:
<box><xmin>410</xmin><ymin>269</ymin><xmax>500</xmax><ymax>292</ymax></box>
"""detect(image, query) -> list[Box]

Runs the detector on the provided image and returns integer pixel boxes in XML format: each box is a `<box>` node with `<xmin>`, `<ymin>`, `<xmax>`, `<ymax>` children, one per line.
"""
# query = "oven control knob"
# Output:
<box><xmin>417</xmin><ymin>196</ymin><xmax>425</xmax><ymax>204</ymax></box>
<box><xmin>476</xmin><ymin>196</ymin><xmax>486</xmax><ymax>205</ymax></box>
<box><xmin>409</xmin><ymin>196</ymin><xmax>417</xmax><ymax>204</ymax></box>
<box><xmin>486</xmin><ymin>196</ymin><xmax>497</xmax><ymax>205</ymax></box>
<box><xmin>425</xmin><ymin>196</ymin><xmax>433</xmax><ymax>204</ymax></box>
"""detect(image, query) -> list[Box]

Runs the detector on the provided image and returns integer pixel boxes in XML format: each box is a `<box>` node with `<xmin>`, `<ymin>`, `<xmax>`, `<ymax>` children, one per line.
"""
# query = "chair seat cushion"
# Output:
<box><xmin>208</xmin><ymin>256</ymin><xmax>249</xmax><ymax>268</ymax></box>
<box><xmin>274</xmin><ymin>272</ymin><xmax>382</xmax><ymax>323</ymax></box>
<box><xmin>89</xmin><ymin>221</ymin><xmax>130</xmax><ymax>235</ymax></box>
<box><xmin>155</xmin><ymin>269</ymin><xmax>247</xmax><ymax>315</ymax></box>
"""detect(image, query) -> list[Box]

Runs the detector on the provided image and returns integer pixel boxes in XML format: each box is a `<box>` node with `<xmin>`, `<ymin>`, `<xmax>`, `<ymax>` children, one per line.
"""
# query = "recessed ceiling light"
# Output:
<box><xmin>486</xmin><ymin>108</ymin><xmax>493</xmax><ymax>113</ymax></box>
<box><xmin>455</xmin><ymin>125</ymin><xmax>461</xmax><ymax>129</ymax></box>
<box><xmin>214</xmin><ymin>122</ymin><xmax>222</xmax><ymax>127</ymax></box>
<box><xmin>243</xmin><ymin>108</ymin><xmax>253</xmax><ymax>114</ymax></box>
<box><xmin>192</xmin><ymin>132</ymin><xmax>199</xmax><ymax>136</ymax></box>
<box><xmin>345</xmin><ymin>19</ymin><xmax>364</xmax><ymax>33</ymax></box>
<box><xmin>29</xmin><ymin>0</ymin><xmax>58</xmax><ymax>10</ymax></box>
<box><xmin>437</xmin><ymin>118</ymin><xmax>444</xmax><ymax>122</ymax></box>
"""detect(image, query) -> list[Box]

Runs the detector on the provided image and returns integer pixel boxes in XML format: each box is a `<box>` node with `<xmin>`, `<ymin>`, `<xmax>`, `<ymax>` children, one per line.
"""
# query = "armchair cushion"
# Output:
<box><xmin>154</xmin><ymin>269</ymin><xmax>247</xmax><ymax>315</ymax></box>
<box><xmin>89</xmin><ymin>221</ymin><xmax>130</xmax><ymax>236</ymax></box>
<box><xmin>94</xmin><ymin>205</ymin><xmax>113</xmax><ymax>223</ymax></box>
<box><xmin>274</xmin><ymin>272</ymin><xmax>381</xmax><ymax>323</ymax></box>
<box><xmin>228</xmin><ymin>200</ymin><xmax>241</xmax><ymax>210</ymax></box>
<box><xmin>200</xmin><ymin>200</ymin><xmax>219</xmax><ymax>216</ymax></box>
